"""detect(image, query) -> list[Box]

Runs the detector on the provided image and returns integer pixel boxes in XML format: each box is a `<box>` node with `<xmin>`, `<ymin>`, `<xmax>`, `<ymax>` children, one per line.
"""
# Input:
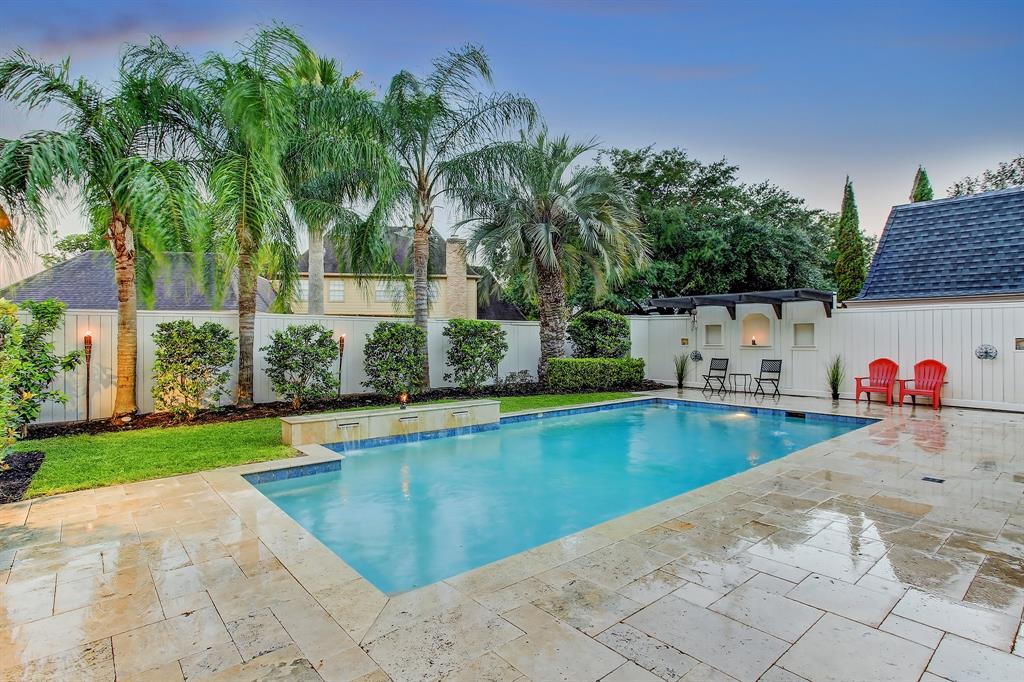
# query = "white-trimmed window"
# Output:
<box><xmin>328</xmin><ymin>280</ymin><xmax>345</xmax><ymax>302</ymax></box>
<box><xmin>374</xmin><ymin>280</ymin><xmax>439</xmax><ymax>302</ymax></box>
<box><xmin>297</xmin><ymin>280</ymin><xmax>309</xmax><ymax>301</ymax></box>
<box><xmin>375</xmin><ymin>281</ymin><xmax>405</xmax><ymax>302</ymax></box>
<box><xmin>705</xmin><ymin>324</ymin><xmax>723</xmax><ymax>346</ymax></box>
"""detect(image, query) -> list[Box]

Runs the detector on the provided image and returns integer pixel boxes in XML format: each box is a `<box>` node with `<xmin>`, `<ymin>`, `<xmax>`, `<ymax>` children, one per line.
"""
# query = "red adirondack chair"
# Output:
<box><xmin>855</xmin><ymin>358</ymin><xmax>899</xmax><ymax>406</ymax></box>
<box><xmin>897</xmin><ymin>359</ymin><xmax>948</xmax><ymax>410</ymax></box>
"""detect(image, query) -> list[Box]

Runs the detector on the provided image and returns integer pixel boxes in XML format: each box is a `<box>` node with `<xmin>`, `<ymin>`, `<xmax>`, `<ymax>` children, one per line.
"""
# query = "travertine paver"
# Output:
<box><xmin>0</xmin><ymin>390</ymin><xmax>1022</xmax><ymax>681</ymax></box>
<box><xmin>927</xmin><ymin>633</ymin><xmax>1024</xmax><ymax>681</ymax></box>
<box><xmin>776</xmin><ymin>613</ymin><xmax>933</xmax><ymax>681</ymax></box>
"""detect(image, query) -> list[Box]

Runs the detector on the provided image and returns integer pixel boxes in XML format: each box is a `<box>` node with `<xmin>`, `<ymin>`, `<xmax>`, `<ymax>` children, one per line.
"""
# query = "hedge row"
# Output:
<box><xmin>545</xmin><ymin>357</ymin><xmax>645</xmax><ymax>391</ymax></box>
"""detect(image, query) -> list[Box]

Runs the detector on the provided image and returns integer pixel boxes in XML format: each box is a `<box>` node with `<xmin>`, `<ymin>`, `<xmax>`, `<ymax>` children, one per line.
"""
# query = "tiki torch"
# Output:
<box><xmin>84</xmin><ymin>331</ymin><xmax>93</xmax><ymax>421</ymax></box>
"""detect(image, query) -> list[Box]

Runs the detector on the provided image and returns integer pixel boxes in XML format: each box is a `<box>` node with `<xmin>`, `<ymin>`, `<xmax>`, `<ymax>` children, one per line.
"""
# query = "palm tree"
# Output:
<box><xmin>0</xmin><ymin>49</ymin><xmax>200</xmax><ymax>421</ymax></box>
<box><xmin>129</xmin><ymin>27</ymin><xmax>392</xmax><ymax>407</ymax></box>
<box><xmin>455</xmin><ymin>132</ymin><xmax>648</xmax><ymax>381</ymax></box>
<box><xmin>285</xmin><ymin>49</ymin><xmax>399</xmax><ymax>315</ymax></box>
<box><xmin>382</xmin><ymin>44</ymin><xmax>536</xmax><ymax>382</ymax></box>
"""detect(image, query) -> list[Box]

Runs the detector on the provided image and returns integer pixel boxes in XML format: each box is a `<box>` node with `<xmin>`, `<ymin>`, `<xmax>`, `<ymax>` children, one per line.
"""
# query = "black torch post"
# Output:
<box><xmin>84</xmin><ymin>331</ymin><xmax>93</xmax><ymax>421</ymax></box>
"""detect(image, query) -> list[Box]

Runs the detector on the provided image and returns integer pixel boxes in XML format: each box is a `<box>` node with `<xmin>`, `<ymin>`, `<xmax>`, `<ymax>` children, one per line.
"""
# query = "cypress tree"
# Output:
<box><xmin>835</xmin><ymin>177</ymin><xmax>867</xmax><ymax>301</ymax></box>
<box><xmin>910</xmin><ymin>165</ymin><xmax>934</xmax><ymax>202</ymax></box>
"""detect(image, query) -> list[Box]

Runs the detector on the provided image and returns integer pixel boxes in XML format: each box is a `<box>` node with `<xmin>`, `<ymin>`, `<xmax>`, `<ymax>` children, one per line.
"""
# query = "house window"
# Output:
<box><xmin>328</xmin><ymin>280</ymin><xmax>345</xmax><ymax>302</ymax></box>
<box><xmin>297</xmin><ymin>281</ymin><xmax>309</xmax><ymax>301</ymax></box>
<box><xmin>741</xmin><ymin>313</ymin><xmax>771</xmax><ymax>347</ymax></box>
<box><xmin>375</xmin><ymin>281</ymin><xmax>405</xmax><ymax>302</ymax></box>
<box><xmin>705</xmin><ymin>324</ymin><xmax>723</xmax><ymax>346</ymax></box>
<box><xmin>374</xmin><ymin>280</ymin><xmax>440</xmax><ymax>303</ymax></box>
<box><xmin>794</xmin><ymin>323</ymin><xmax>815</xmax><ymax>347</ymax></box>
<box><xmin>1016</xmin><ymin>338</ymin><xmax>1024</xmax><ymax>351</ymax></box>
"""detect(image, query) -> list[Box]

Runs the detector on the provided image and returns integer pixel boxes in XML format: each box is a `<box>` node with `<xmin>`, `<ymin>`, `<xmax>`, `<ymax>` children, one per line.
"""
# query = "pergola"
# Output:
<box><xmin>647</xmin><ymin>288</ymin><xmax>835</xmax><ymax>319</ymax></box>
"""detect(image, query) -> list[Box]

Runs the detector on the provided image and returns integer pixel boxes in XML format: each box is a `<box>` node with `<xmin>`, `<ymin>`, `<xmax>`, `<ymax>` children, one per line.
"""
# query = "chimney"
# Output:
<box><xmin>445</xmin><ymin>238</ymin><xmax>468</xmax><ymax>318</ymax></box>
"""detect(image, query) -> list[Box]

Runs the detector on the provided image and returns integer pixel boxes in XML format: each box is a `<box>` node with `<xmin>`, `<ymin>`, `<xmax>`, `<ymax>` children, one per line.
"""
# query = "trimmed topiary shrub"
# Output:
<box><xmin>567</xmin><ymin>310</ymin><xmax>631</xmax><ymax>358</ymax></box>
<box><xmin>362</xmin><ymin>321</ymin><xmax>427</xmax><ymax>398</ymax></box>
<box><xmin>262</xmin><ymin>323</ymin><xmax>339</xmax><ymax>409</ymax></box>
<box><xmin>152</xmin><ymin>320</ymin><xmax>236</xmax><ymax>420</ymax></box>
<box><xmin>442</xmin><ymin>318</ymin><xmax>508</xmax><ymax>392</ymax></box>
<box><xmin>546</xmin><ymin>357</ymin><xmax>645</xmax><ymax>391</ymax></box>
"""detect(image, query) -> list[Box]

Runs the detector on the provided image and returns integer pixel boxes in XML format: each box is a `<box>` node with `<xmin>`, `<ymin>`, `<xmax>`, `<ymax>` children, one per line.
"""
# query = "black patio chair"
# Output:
<box><xmin>754</xmin><ymin>359</ymin><xmax>782</xmax><ymax>398</ymax></box>
<box><xmin>702</xmin><ymin>358</ymin><xmax>729</xmax><ymax>393</ymax></box>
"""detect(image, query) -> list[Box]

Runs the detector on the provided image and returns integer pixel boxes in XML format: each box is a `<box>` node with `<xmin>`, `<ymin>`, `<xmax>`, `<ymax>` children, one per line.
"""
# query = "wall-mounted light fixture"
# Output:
<box><xmin>84</xmin><ymin>330</ymin><xmax>93</xmax><ymax>421</ymax></box>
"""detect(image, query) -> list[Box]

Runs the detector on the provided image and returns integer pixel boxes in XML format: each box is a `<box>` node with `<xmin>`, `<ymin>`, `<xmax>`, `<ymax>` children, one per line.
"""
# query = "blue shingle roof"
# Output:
<box><xmin>855</xmin><ymin>187</ymin><xmax>1024</xmax><ymax>301</ymax></box>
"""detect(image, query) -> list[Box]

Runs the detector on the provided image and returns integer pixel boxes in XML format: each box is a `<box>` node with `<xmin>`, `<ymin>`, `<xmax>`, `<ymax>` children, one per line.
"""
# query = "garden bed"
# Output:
<box><xmin>0</xmin><ymin>451</ymin><xmax>45</xmax><ymax>504</ymax></box>
<box><xmin>25</xmin><ymin>382</ymin><xmax>666</xmax><ymax>440</ymax></box>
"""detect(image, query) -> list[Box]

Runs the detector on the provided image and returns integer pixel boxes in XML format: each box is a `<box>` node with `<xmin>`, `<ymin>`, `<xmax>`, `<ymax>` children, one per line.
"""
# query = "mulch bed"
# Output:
<box><xmin>25</xmin><ymin>381</ymin><xmax>668</xmax><ymax>440</ymax></box>
<box><xmin>0</xmin><ymin>451</ymin><xmax>45</xmax><ymax>504</ymax></box>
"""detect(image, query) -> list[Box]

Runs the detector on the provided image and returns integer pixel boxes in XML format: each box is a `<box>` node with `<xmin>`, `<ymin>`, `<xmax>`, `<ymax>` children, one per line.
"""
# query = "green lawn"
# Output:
<box><xmin>14</xmin><ymin>391</ymin><xmax>638</xmax><ymax>498</ymax></box>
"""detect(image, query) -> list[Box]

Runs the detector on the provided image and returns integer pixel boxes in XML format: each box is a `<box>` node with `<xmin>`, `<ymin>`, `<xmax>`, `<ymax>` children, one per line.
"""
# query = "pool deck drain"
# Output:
<box><xmin>0</xmin><ymin>389</ymin><xmax>1022</xmax><ymax>681</ymax></box>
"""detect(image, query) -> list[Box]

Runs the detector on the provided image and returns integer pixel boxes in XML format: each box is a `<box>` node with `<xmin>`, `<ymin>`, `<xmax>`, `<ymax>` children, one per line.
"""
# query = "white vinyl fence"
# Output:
<box><xmin>34</xmin><ymin>300</ymin><xmax>1024</xmax><ymax>424</ymax></box>
<box><xmin>633</xmin><ymin>300</ymin><xmax>1024</xmax><ymax>413</ymax></box>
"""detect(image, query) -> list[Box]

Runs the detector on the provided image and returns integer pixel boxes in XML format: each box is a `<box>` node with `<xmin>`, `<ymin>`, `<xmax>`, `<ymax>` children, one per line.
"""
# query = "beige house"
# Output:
<box><xmin>292</xmin><ymin>231</ymin><xmax>506</xmax><ymax>319</ymax></box>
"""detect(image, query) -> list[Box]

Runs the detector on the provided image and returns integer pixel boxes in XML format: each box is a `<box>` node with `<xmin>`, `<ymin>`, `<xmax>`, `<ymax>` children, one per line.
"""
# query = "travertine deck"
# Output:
<box><xmin>1</xmin><ymin>390</ymin><xmax>1022</xmax><ymax>681</ymax></box>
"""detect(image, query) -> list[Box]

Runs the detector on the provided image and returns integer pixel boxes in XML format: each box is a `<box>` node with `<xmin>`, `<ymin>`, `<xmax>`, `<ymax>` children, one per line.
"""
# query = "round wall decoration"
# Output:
<box><xmin>975</xmin><ymin>344</ymin><xmax>998</xmax><ymax>360</ymax></box>
<box><xmin>689</xmin><ymin>350</ymin><xmax>703</xmax><ymax>362</ymax></box>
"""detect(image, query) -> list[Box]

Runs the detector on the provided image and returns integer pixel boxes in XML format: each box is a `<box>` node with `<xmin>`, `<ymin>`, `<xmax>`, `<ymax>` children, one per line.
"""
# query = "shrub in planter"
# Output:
<box><xmin>546</xmin><ymin>357</ymin><xmax>645</xmax><ymax>391</ymax></box>
<box><xmin>0</xmin><ymin>299</ymin><xmax>81</xmax><ymax>443</ymax></box>
<box><xmin>362</xmin><ymin>322</ymin><xmax>427</xmax><ymax>398</ymax></box>
<box><xmin>442</xmin><ymin>318</ymin><xmax>508</xmax><ymax>392</ymax></box>
<box><xmin>152</xmin><ymin>320</ymin><xmax>236</xmax><ymax>419</ymax></box>
<box><xmin>262</xmin><ymin>323</ymin><xmax>339</xmax><ymax>409</ymax></box>
<box><xmin>567</xmin><ymin>310</ymin><xmax>630</xmax><ymax>358</ymax></box>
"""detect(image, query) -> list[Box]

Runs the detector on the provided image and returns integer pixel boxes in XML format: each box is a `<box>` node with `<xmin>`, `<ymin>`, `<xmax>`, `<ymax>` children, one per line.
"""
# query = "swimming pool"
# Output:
<box><xmin>250</xmin><ymin>400</ymin><xmax>869</xmax><ymax>594</ymax></box>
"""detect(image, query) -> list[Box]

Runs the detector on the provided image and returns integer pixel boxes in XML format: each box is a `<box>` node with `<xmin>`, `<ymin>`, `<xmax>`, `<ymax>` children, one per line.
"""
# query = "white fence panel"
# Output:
<box><xmin>29</xmin><ymin>299</ymin><xmax>1024</xmax><ymax>424</ymax></box>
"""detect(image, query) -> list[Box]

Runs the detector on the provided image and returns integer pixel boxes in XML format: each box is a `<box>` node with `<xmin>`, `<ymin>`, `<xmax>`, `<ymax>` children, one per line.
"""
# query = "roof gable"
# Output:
<box><xmin>0</xmin><ymin>251</ymin><xmax>276</xmax><ymax>312</ymax></box>
<box><xmin>856</xmin><ymin>187</ymin><xmax>1024</xmax><ymax>301</ymax></box>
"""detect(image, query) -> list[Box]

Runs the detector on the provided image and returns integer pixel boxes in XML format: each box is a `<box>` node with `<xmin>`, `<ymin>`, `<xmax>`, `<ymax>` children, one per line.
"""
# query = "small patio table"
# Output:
<box><xmin>728</xmin><ymin>373</ymin><xmax>753</xmax><ymax>394</ymax></box>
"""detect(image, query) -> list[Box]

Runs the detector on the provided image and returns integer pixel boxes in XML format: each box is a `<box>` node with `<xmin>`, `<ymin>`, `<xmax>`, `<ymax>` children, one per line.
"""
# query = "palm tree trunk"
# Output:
<box><xmin>109</xmin><ymin>211</ymin><xmax>137</xmax><ymax>422</ymax></box>
<box><xmin>412</xmin><ymin>198</ymin><xmax>432</xmax><ymax>386</ymax></box>
<box><xmin>236</xmin><ymin>244</ymin><xmax>256</xmax><ymax>408</ymax></box>
<box><xmin>535</xmin><ymin>257</ymin><xmax>567</xmax><ymax>383</ymax></box>
<box><xmin>307</xmin><ymin>229</ymin><xmax>325</xmax><ymax>316</ymax></box>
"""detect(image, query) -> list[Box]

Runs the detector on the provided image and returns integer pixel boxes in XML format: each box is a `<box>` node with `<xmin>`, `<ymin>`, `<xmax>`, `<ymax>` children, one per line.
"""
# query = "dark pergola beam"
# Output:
<box><xmin>734</xmin><ymin>293</ymin><xmax>786</xmax><ymax>319</ymax></box>
<box><xmin>792</xmin><ymin>289</ymin><xmax>834</xmax><ymax>318</ymax></box>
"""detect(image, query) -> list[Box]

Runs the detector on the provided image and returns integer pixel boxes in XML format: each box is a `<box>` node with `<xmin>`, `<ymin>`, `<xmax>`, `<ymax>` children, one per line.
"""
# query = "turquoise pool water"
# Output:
<box><xmin>252</xmin><ymin>402</ymin><xmax>865</xmax><ymax>594</ymax></box>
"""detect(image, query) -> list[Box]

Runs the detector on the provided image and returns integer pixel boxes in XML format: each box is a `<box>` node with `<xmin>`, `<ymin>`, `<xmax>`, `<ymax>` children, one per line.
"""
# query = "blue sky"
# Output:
<box><xmin>1</xmin><ymin>0</ymin><xmax>1022</xmax><ymax>256</ymax></box>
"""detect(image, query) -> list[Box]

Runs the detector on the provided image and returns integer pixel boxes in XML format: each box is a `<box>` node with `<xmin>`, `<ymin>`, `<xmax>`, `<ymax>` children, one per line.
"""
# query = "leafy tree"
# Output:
<box><xmin>910</xmin><ymin>165</ymin><xmax>934</xmax><ymax>202</ymax></box>
<box><xmin>567</xmin><ymin>310</ymin><xmax>631</xmax><ymax>358</ymax></box>
<box><xmin>262</xmin><ymin>323</ymin><xmax>339</xmax><ymax>408</ymax></box>
<box><xmin>381</xmin><ymin>44</ymin><xmax>536</xmax><ymax>382</ymax></box>
<box><xmin>362</xmin><ymin>321</ymin><xmax>426</xmax><ymax>397</ymax></box>
<box><xmin>587</xmin><ymin>147</ymin><xmax>835</xmax><ymax>312</ymax></box>
<box><xmin>834</xmin><ymin>177</ymin><xmax>867</xmax><ymax>301</ymax></box>
<box><xmin>39</xmin><ymin>230</ymin><xmax>106</xmax><ymax>268</ymax></box>
<box><xmin>0</xmin><ymin>48</ymin><xmax>200</xmax><ymax>420</ymax></box>
<box><xmin>456</xmin><ymin>132</ymin><xmax>647</xmax><ymax>381</ymax></box>
<box><xmin>948</xmin><ymin>154</ymin><xmax>1024</xmax><ymax>197</ymax></box>
<box><xmin>442</xmin><ymin>318</ymin><xmax>508</xmax><ymax>391</ymax></box>
<box><xmin>152</xmin><ymin>320</ymin><xmax>236</xmax><ymax>420</ymax></box>
<box><xmin>0</xmin><ymin>299</ymin><xmax>80</xmax><ymax>438</ymax></box>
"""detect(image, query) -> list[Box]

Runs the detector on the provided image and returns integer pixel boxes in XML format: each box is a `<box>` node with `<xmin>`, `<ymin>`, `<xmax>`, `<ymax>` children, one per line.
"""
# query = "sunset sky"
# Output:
<box><xmin>1</xmin><ymin>0</ymin><xmax>1022</xmax><ymax>282</ymax></box>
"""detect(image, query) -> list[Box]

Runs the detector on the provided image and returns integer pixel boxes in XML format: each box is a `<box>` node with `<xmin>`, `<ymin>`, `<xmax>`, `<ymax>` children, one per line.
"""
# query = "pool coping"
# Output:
<box><xmin>204</xmin><ymin>391</ymin><xmax>887</xmax><ymax>611</ymax></box>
